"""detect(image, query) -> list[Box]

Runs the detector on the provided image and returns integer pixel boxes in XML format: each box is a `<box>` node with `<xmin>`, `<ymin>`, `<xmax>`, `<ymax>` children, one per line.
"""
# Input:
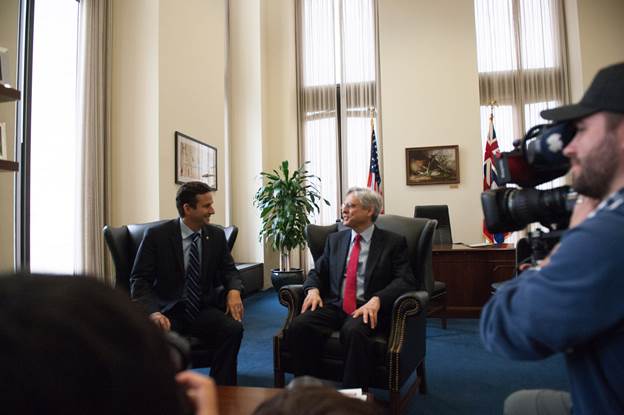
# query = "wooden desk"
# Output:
<box><xmin>218</xmin><ymin>386</ymin><xmax>281</xmax><ymax>415</ymax></box>
<box><xmin>432</xmin><ymin>243</ymin><xmax>515</xmax><ymax>318</ymax></box>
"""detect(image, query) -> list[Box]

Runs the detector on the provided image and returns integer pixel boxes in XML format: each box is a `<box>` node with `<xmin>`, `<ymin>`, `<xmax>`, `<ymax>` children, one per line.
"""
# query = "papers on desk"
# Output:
<box><xmin>339</xmin><ymin>388</ymin><xmax>367</xmax><ymax>401</ymax></box>
<box><xmin>466</xmin><ymin>242</ymin><xmax>495</xmax><ymax>248</ymax></box>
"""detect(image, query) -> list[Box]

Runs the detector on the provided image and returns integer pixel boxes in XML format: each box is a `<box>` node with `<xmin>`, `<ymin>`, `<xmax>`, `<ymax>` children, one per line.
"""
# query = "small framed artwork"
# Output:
<box><xmin>175</xmin><ymin>131</ymin><xmax>217</xmax><ymax>189</ymax></box>
<box><xmin>0</xmin><ymin>122</ymin><xmax>7</xmax><ymax>160</ymax></box>
<box><xmin>405</xmin><ymin>145</ymin><xmax>460</xmax><ymax>185</ymax></box>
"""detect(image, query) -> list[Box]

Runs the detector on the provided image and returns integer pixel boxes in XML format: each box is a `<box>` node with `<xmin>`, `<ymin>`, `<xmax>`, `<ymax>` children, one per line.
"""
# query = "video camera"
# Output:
<box><xmin>481</xmin><ymin>122</ymin><xmax>579</xmax><ymax>260</ymax></box>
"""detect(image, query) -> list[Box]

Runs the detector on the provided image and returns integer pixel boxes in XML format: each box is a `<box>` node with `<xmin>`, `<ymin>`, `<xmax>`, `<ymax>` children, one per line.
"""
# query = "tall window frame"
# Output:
<box><xmin>475</xmin><ymin>0</ymin><xmax>570</xmax><ymax>157</ymax></box>
<box><xmin>14</xmin><ymin>0</ymin><xmax>81</xmax><ymax>273</ymax></box>
<box><xmin>295</xmin><ymin>0</ymin><xmax>382</xmax><ymax>225</ymax></box>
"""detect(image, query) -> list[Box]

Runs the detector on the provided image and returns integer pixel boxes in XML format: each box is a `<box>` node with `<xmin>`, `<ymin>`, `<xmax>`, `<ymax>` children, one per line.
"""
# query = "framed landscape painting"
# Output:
<box><xmin>405</xmin><ymin>145</ymin><xmax>459</xmax><ymax>185</ymax></box>
<box><xmin>175</xmin><ymin>131</ymin><xmax>217</xmax><ymax>189</ymax></box>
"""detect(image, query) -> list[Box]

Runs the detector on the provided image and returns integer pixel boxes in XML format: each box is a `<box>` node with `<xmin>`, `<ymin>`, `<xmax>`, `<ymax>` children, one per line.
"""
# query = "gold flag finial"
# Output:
<box><xmin>369</xmin><ymin>107</ymin><xmax>376</xmax><ymax>130</ymax></box>
<box><xmin>489</xmin><ymin>100</ymin><xmax>498</xmax><ymax>121</ymax></box>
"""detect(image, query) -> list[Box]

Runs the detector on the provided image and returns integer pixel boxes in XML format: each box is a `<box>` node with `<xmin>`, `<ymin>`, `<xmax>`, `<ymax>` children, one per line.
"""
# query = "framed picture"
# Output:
<box><xmin>175</xmin><ymin>131</ymin><xmax>217</xmax><ymax>189</ymax></box>
<box><xmin>0</xmin><ymin>122</ymin><xmax>7</xmax><ymax>160</ymax></box>
<box><xmin>405</xmin><ymin>145</ymin><xmax>459</xmax><ymax>185</ymax></box>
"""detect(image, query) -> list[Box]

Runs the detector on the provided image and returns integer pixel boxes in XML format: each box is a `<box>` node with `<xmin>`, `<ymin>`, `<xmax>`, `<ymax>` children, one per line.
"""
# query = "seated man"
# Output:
<box><xmin>480</xmin><ymin>62</ymin><xmax>624</xmax><ymax>414</ymax></box>
<box><xmin>286</xmin><ymin>187</ymin><xmax>417</xmax><ymax>387</ymax></box>
<box><xmin>131</xmin><ymin>181</ymin><xmax>244</xmax><ymax>385</ymax></box>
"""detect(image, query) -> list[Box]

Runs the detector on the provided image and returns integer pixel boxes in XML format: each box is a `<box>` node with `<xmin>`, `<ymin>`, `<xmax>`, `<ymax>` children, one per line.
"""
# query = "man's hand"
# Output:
<box><xmin>225</xmin><ymin>289</ymin><xmax>244</xmax><ymax>321</ymax></box>
<box><xmin>175</xmin><ymin>371</ymin><xmax>219</xmax><ymax>415</ymax></box>
<box><xmin>301</xmin><ymin>288</ymin><xmax>323</xmax><ymax>313</ymax></box>
<box><xmin>149</xmin><ymin>312</ymin><xmax>171</xmax><ymax>331</ymax></box>
<box><xmin>352</xmin><ymin>296</ymin><xmax>380</xmax><ymax>329</ymax></box>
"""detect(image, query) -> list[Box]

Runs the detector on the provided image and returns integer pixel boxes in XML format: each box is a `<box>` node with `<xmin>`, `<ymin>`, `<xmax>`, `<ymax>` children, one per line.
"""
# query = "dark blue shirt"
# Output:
<box><xmin>481</xmin><ymin>189</ymin><xmax>624</xmax><ymax>414</ymax></box>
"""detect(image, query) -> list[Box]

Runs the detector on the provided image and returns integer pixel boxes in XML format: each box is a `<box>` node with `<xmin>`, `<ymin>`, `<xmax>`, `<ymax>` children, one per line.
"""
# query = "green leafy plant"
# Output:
<box><xmin>254</xmin><ymin>160</ymin><xmax>329</xmax><ymax>271</ymax></box>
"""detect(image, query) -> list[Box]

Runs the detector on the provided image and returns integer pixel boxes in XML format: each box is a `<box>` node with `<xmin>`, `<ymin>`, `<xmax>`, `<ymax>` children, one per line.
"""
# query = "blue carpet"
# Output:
<box><xmin>199</xmin><ymin>289</ymin><xmax>570</xmax><ymax>414</ymax></box>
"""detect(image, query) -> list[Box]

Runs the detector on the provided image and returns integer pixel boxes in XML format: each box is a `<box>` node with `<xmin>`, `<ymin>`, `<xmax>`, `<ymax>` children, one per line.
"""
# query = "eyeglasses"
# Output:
<box><xmin>341</xmin><ymin>202</ymin><xmax>360</xmax><ymax>210</ymax></box>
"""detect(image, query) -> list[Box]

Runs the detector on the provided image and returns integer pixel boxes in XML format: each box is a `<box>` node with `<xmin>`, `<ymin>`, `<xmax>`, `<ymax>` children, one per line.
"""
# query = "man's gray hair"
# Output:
<box><xmin>346</xmin><ymin>187</ymin><xmax>383</xmax><ymax>222</ymax></box>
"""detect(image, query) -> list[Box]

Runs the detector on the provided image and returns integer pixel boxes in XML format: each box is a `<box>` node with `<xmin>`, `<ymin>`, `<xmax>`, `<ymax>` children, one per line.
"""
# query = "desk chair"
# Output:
<box><xmin>414</xmin><ymin>205</ymin><xmax>450</xmax><ymax>328</ymax></box>
<box><xmin>103</xmin><ymin>220</ymin><xmax>239</xmax><ymax>368</ymax></box>
<box><xmin>414</xmin><ymin>205</ymin><xmax>452</xmax><ymax>244</ymax></box>
<box><xmin>273</xmin><ymin>215</ymin><xmax>435</xmax><ymax>415</ymax></box>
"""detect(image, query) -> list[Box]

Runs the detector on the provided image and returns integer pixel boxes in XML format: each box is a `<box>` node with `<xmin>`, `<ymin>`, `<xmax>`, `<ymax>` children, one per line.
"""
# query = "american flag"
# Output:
<box><xmin>367</xmin><ymin>127</ymin><xmax>382</xmax><ymax>194</ymax></box>
<box><xmin>483</xmin><ymin>114</ymin><xmax>507</xmax><ymax>244</ymax></box>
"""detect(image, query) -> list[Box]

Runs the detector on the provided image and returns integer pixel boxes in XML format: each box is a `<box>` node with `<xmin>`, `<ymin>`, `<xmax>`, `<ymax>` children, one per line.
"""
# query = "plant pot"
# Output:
<box><xmin>271</xmin><ymin>268</ymin><xmax>304</xmax><ymax>291</ymax></box>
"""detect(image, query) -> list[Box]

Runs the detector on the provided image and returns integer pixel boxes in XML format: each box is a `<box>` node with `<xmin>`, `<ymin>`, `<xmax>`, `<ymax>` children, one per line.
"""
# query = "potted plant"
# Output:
<box><xmin>254</xmin><ymin>160</ymin><xmax>328</xmax><ymax>290</ymax></box>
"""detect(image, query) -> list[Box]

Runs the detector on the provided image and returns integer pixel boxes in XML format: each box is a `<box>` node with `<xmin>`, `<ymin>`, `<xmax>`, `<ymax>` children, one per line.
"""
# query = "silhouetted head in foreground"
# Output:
<box><xmin>252</xmin><ymin>384</ymin><xmax>382</xmax><ymax>415</ymax></box>
<box><xmin>0</xmin><ymin>274</ymin><xmax>186</xmax><ymax>415</ymax></box>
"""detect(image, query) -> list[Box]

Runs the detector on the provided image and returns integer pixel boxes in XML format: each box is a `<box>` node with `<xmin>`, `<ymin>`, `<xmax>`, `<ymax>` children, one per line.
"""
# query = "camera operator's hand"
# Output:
<box><xmin>569</xmin><ymin>196</ymin><xmax>600</xmax><ymax>228</ymax></box>
<box><xmin>176</xmin><ymin>371</ymin><xmax>219</xmax><ymax>415</ymax></box>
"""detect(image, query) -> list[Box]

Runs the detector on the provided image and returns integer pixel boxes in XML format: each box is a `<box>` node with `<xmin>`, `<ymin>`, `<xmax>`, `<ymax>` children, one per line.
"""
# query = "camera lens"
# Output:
<box><xmin>481</xmin><ymin>186</ymin><xmax>575</xmax><ymax>233</ymax></box>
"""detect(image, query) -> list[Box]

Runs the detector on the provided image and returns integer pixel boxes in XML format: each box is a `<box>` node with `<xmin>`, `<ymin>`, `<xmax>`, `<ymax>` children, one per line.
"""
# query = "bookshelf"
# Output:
<box><xmin>0</xmin><ymin>83</ymin><xmax>20</xmax><ymax>172</ymax></box>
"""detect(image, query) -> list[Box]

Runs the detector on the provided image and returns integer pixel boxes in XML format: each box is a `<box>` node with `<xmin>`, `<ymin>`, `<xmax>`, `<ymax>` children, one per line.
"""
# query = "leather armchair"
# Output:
<box><xmin>273</xmin><ymin>215</ymin><xmax>435</xmax><ymax>415</ymax></box>
<box><xmin>103</xmin><ymin>220</ymin><xmax>239</xmax><ymax>368</ymax></box>
<box><xmin>414</xmin><ymin>205</ymin><xmax>450</xmax><ymax>329</ymax></box>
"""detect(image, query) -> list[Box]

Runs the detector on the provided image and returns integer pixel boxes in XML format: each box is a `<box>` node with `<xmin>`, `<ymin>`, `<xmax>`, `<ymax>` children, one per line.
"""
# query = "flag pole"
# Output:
<box><xmin>489</xmin><ymin>100</ymin><xmax>497</xmax><ymax>121</ymax></box>
<box><xmin>369</xmin><ymin>106</ymin><xmax>376</xmax><ymax>130</ymax></box>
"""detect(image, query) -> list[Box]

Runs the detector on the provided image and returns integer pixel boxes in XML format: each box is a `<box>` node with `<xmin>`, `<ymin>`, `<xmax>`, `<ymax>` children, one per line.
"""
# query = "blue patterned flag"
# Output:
<box><xmin>367</xmin><ymin>127</ymin><xmax>381</xmax><ymax>194</ymax></box>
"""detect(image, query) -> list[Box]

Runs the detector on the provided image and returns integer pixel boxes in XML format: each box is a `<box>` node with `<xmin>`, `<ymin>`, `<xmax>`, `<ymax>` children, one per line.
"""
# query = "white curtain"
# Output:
<box><xmin>75</xmin><ymin>0</ymin><xmax>111</xmax><ymax>283</ymax></box>
<box><xmin>475</xmin><ymin>0</ymin><xmax>569</xmax><ymax>153</ymax></box>
<box><xmin>296</xmin><ymin>0</ymin><xmax>381</xmax><ymax>226</ymax></box>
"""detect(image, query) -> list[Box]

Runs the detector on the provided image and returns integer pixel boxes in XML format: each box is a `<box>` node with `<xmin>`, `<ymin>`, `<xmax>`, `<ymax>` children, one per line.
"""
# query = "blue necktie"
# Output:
<box><xmin>185</xmin><ymin>232</ymin><xmax>202</xmax><ymax>321</ymax></box>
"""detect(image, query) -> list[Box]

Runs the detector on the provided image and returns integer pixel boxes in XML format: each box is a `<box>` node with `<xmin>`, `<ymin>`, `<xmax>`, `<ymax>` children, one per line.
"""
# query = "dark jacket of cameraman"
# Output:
<box><xmin>480</xmin><ymin>188</ymin><xmax>624</xmax><ymax>415</ymax></box>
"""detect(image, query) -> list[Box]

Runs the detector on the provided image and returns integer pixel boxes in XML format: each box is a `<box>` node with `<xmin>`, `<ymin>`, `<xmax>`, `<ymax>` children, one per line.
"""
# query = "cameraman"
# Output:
<box><xmin>480</xmin><ymin>62</ymin><xmax>624</xmax><ymax>415</ymax></box>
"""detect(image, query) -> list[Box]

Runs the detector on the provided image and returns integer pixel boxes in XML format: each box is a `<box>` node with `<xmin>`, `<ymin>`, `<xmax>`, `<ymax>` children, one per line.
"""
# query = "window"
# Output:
<box><xmin>475</xmin><ymin>0</ymin><xmax>569</xmax><ymax>155</ymax></box>
<box><xmin>29</xmin><ymin>0</ymin><xmax>79</xmax><ymax>273</ymax></box>
<box><xmin>296</xmin><ymin>0</ymin><xmax>380</xmax><ymax>225</ymax></box>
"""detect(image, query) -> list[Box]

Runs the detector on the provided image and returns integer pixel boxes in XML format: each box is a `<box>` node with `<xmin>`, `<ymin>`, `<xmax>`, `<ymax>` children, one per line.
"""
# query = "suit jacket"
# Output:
<box><xmin>130</xmin><ymin>219</ymin><xmax>242</xmax><ymax>315</ymax></box>
<box><xmin>303</xmin><ymin>227</ymin><xmax>416</xmax><ymax>314</ymax></box>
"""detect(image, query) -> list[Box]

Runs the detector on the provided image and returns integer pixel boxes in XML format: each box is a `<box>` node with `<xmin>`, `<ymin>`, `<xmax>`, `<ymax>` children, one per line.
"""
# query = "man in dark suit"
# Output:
<box><xmin>130</xmin><ymin>181</ymin><xmax>243</xmax><ymax>385</ymax></box>
<box><xmin>286</xmin><ymin>187</ymin><xmax>417</xmax><ymax>388</ymax></box>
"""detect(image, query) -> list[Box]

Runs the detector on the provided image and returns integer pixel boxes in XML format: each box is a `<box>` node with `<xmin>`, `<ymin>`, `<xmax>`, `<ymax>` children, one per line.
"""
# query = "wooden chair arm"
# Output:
<box><xmin>386</xmin><ymin>290</ymin><xmax>429</xmax><ymax>390</ymax></box>
<box><xmin>277</xmin><ymin>284</ymin><xmax>305</xmax><ymax>331</ymax></box>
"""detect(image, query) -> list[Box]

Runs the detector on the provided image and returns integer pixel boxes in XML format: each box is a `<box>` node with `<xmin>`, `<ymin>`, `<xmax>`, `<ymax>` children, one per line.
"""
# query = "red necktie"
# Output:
<box><xmin>343</xmin><ymin>234</ymin><xmax>361</xmax><ymax>315</ymax></box>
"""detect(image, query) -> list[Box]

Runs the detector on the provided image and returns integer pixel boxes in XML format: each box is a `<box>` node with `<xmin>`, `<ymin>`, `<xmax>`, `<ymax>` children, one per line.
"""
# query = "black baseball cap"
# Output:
<box><xmin>541</xmin><ymin>62</ymin><xmax>624</xmax><ymax>122</ymax></box>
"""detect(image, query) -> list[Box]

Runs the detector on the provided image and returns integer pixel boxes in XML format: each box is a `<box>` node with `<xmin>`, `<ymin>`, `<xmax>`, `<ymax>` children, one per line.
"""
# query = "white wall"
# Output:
<box><xmin>260</xmin><ymin>0</ymin><xmax>299</xmax><ymax>279</ymax></box>
<box><xmin>110</xmin><ymin>0</ymin><xmax>160</xmax><ymax>225</ymax></box>
<box><xmin>575</xmin><ymin>0</ymin><xmax>624</xmax><ymax>88</ymax></box>
<box><xmin>378</xmin><ymin>0</ymin><xmax>484</xmax><ymax>243</ymax></box>
<box><xmin>110</xmin><ymin>0</ymin><xmax>227</xmax><ymax>227</ymax></box>
<box><xmin>158</xmin><ymin>0</ymin><xmax>227</xmax><ymax>222</ymax></box>
<box><xmin>229</xmin><ymin>0</ymin><xmax>264</xmax><ymax>265</ymax></box>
